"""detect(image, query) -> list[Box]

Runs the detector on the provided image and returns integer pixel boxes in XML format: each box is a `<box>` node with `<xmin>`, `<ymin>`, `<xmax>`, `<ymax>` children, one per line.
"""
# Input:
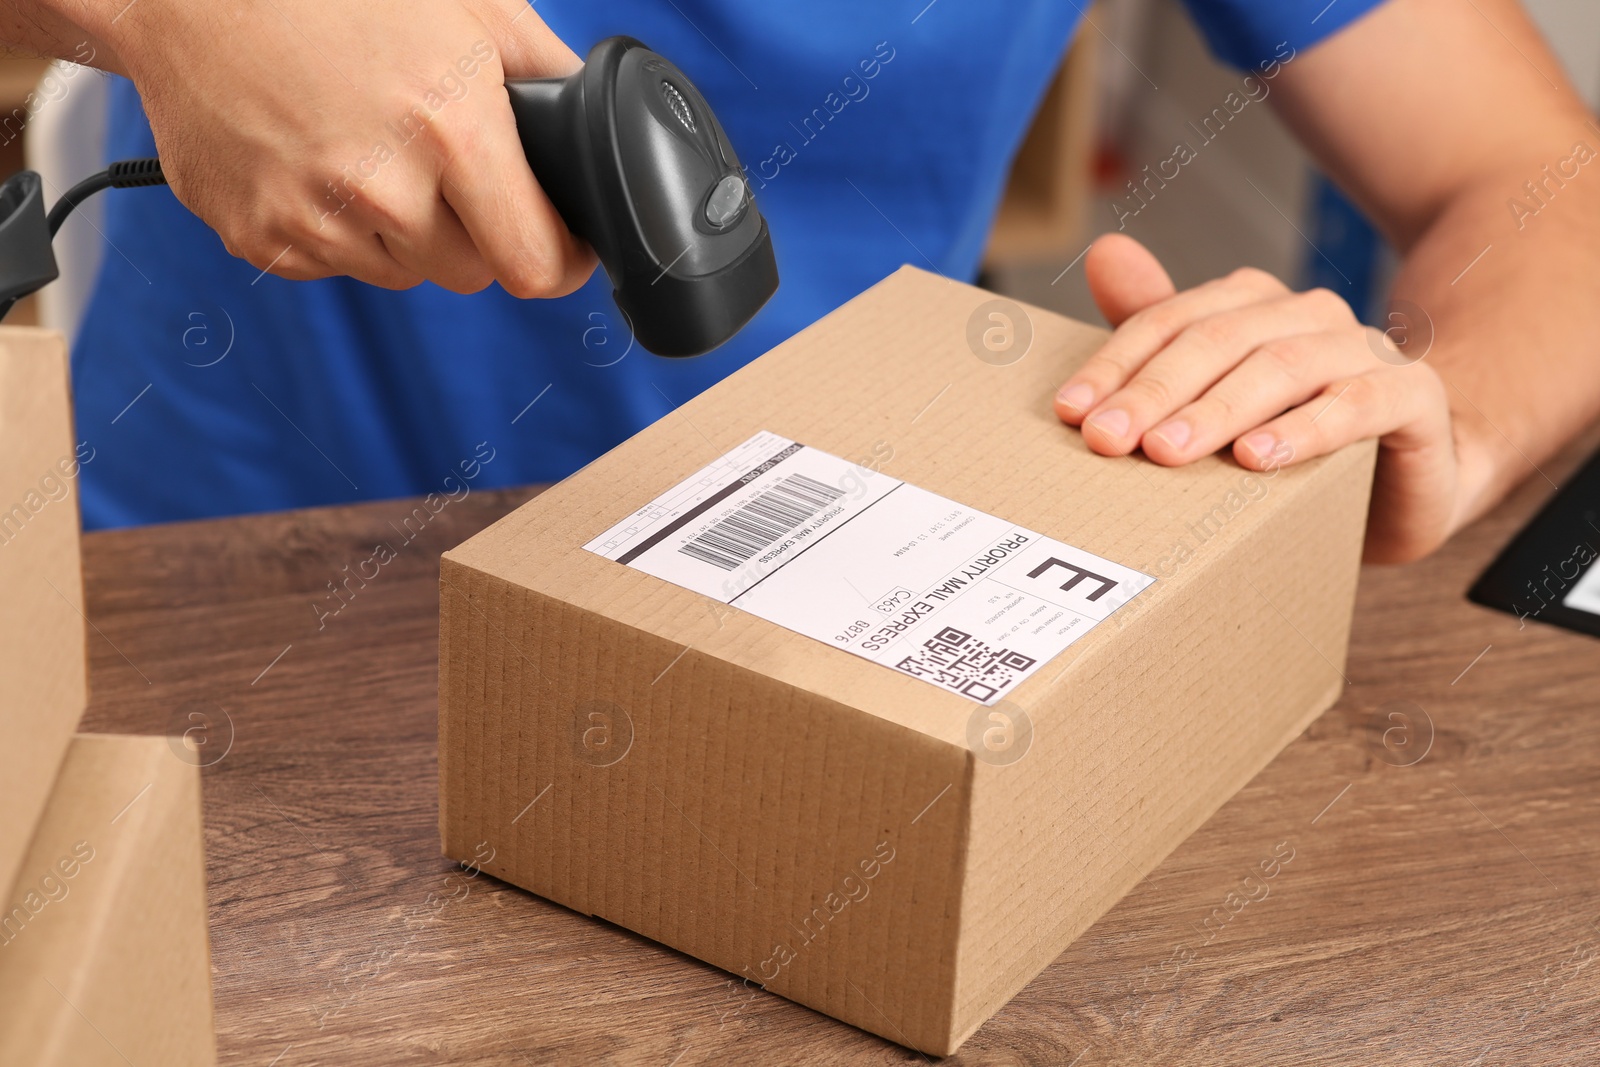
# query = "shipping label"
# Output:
<box><xmin>584</xmin><ymin>431</ymin><xmax>1153</xmax><ymax>705</ymax></box>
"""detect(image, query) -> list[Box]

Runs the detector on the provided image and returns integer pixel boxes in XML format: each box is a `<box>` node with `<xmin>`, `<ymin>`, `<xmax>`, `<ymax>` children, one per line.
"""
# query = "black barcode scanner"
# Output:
<box><xmin>508</xmin><ymin>37</ymin><xmax>777</xmax><ymax>356</ymax></box>
<box><xmin>0</xmin><ymin>36</ymin><xmax>778</xmax><ymax>357</ymax></box>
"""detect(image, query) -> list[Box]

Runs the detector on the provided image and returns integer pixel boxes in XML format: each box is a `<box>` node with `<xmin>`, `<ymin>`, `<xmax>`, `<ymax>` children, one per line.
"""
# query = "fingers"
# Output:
<box><xmin>230</xmin><ymin>232</ymin><xmax>422</xmax><ymax>289</ymax></box>
<box><xmin>268</xmin><ymin>159</ymin><xmax>486</xmax><ymax>293</ymax></box>
<box><xmin>1231</xmin><ymin>361</ymin><xmax>1456</xmax><ymax>562</ymax></box>
<box><xmin>439</xmin><ymin>114</ymin><xmax>599</xmax><ymax>298</ymax></box>
<box><xmin>316</xmin><ymin>231</ymin><xmax>428</xmax><ymax>290</ymax></box>
<box><xmin>475</xmin><ymin>0</ymin><xmax>583</xmax><ymax>76</ymax></box>
<box><xmin>1055</xmin><ymin>265</ymin><xmax>1289</xmax><ymax>429</ymax></box>
<box><xmin>294</xmin><ymin>8</ymin><xmax>592</xmax><ymax>298</ymax></box>
<box><xmin>418</xmin><ymin>1</ymin><xmax>596</xmax><ymax>297</ymax></box>
<box><xmin>308</xmin><ymin>133</ymin><xmax>591</xmax><ymax>297</ymax></box>
<box><xmin>371</xmin><ymin>188</ymin><xmax>496</xmax><ymax>295</ymax></box>
<box><xmin>1079</xmin><ymin>289</ymin><xmax>1359</xmax><ymax>458</ymax></box>
<box><xmin>1053</xmin><ymin>238</ymin><xmax>1460</xmax><ymax>563</ymax></box>
<box><xmin>1232</xmin><ymin>357</ymin><xmax>1447</xmax><ymax>467</ymax></box>
<box><xmin>1084</xmin><ymin>233</ymin><xmax>1177</xmax><ymax>327</ymax></box>
<box><xmin>241</xmin><ymin>246</ymin><xmax>334</xmax><ymax>283</ymax></box>
<box><xmin>128</xmin><ymin>0</ymin><xmax>599</xmax><ymax>299</ymax></box>
<box><xmin>1141</xmin><ymin>331</ymin><xmax>1349</xmax><ymax>465</ymax></box>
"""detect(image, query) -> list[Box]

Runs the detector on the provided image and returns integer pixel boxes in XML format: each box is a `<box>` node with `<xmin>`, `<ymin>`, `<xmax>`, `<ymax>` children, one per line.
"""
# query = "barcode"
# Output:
<box><xmin>893</xmin><ymin>627</ymin><xmax>1037</xmax><ymax>702</ymax></box>
<box><xmin>679</xmin><ymin>473</ymin><xmax>845</xmax><ymax>571</ymax></box>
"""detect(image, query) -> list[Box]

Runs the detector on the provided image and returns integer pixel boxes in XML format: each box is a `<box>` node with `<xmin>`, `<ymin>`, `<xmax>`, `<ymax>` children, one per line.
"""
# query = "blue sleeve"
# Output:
<box><xmin>1179</xmin><ymin>0</ymin><xmax>1390</xmax><ymax>70</ymax></box>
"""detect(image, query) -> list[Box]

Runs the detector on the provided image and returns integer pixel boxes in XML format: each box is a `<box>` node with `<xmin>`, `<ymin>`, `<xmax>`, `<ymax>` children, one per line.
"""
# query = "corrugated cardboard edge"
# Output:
<box><xmin>0</xmin><ymin>326</ymin><xmax>87</xmax><ymax>903</ymax></box>
<box><xmin>439</xmin><ymin>559</ymin><xmax>978</xmax><ymax>1049</ymax></box>
<box><xmin>0</xmin><ymin>734</ymin><xmax>216</xmax><ymax>1066</ymax></box>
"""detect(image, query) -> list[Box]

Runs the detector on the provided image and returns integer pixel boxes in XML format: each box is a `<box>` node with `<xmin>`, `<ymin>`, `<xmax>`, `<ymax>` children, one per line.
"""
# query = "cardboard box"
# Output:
<box><xmin>439</xmin><ymin>266</ymin><xmax>1375</xmax><ymax>1054</ymax></box>
<box><xmin>0</xmin><ymin>734</ymin><xmax>217</xmax><ymax>1066</ymax></box>
<box><xmin>0</xmin><ymin>325</ymin><xmax>217</xmax><ymax>1064</ymax></box>
<box><xmin>0</xmin><ymin>327</ymin><xmax>87</xmax><ymax>903</ymax></box>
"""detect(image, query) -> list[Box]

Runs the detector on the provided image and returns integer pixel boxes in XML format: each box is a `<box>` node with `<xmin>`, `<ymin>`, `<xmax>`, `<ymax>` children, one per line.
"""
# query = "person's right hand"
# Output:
<box><xmin>93</xmin><ymin>0</ymin><xmax>597</xmax><ymax>296</ymax></box>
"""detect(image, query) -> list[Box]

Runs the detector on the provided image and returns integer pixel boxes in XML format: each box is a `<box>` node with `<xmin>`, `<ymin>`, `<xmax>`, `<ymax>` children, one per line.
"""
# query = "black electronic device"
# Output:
<box><xmin>1468</xmin><ymin>443</ymin><xmax>1600</xmax><ymax>638</ymax></box>
<box><xmin>0</xmin><ymin>36</ymin><xmax>776</xmax><ymax>357</ymax></box>
<box><xmin>507</xmin><ymin>36</ymin><xmax>777</xmax><ymax>356</ymax></box>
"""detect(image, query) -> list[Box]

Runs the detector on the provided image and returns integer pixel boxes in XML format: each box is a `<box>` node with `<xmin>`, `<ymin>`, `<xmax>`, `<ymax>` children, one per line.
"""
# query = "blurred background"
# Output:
<box><xmin>1</xmin><ymin>0</ymin><xmax>1597</xmax><ymax>338</ymax></box>
<box><xmin>982</xmin><ymin>0</ymin><xmax>1600</xmax><ymax>328</ymax></box>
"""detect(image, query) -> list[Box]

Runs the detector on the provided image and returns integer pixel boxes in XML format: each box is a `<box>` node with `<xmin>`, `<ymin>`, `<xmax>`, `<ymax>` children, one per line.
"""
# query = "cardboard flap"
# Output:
<box><xmin>0</xmin><ymin>735</ymin><xmax>216</xmax><ymax>1066</ymax></box>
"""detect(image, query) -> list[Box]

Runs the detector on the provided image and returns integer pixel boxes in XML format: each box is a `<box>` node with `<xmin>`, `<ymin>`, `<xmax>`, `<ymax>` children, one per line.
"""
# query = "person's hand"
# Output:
<box><xmin>1054</xmin><ymin>234</ymin><xmax>1458</xmax><ymax>563</ymax></box>
<box><xmin>94</xmin><ymin>0</ymin><xmax>597</xmax><ymax>296</ymax></box>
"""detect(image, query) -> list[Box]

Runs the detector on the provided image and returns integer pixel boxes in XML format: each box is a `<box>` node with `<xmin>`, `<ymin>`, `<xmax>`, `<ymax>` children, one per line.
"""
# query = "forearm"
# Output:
<box><xmin>1390</xmin><ymin>126</ymin><xmax>1600</xmax><ymax>528</ymax></box>
<box><xmin>1</xmin><ymin>1</ymin><xmax>125</xmax><ymax>73</ymax></box>
<box><xmin>1266</xmin><ymin>0</ymin><xmax>1600</xmax><ymax>541</ymax></box>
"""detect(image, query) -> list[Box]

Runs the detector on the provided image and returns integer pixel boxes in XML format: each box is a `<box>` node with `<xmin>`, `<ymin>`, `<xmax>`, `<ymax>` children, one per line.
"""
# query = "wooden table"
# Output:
<box><xmin>80</xmin><ymin>444</ymin><xmax>1600</xmax><ymax>1066</ymax></box>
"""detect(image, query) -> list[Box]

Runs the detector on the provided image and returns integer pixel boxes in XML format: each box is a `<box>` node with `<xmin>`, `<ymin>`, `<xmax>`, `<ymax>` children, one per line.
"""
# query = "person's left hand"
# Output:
<box><xmin>1053</xmin><ymin>234</ymin><xmax>1459</xmax><ymax>563</ymax></box>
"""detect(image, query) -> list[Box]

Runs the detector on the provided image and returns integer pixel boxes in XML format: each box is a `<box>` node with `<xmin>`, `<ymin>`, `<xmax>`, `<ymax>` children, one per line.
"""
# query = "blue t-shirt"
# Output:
<box><xmin>73</xmin><ymin>0</ymin><xmax>1383</xmax><ymax>528</ymax></box>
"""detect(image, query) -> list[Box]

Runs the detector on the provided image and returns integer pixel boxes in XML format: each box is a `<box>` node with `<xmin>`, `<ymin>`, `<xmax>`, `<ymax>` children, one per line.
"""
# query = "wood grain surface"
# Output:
<box><xmin>78</xmin><ymin>436</ymin><xmax>1600</xmax><ymax>1066</ymax></box>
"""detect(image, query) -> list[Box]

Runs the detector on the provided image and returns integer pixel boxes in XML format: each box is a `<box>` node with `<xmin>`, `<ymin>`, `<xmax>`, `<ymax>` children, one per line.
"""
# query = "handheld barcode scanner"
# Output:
<box><xmin>507</xmin><ymin>36</ymin><xmax>777</xmax><ymax>357</ymax></box>
<box><xmin>0</xmin><ymin>36</ymin><xmax>778</xmax><ymax>357</ymax></box>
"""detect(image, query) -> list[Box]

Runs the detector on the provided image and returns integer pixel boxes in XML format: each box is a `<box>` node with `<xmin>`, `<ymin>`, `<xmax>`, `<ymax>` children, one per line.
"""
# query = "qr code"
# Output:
<box><xmin>893</xmin><ymin>627</ymin><xmax>1037</xmax><ymax>702</ymax></box>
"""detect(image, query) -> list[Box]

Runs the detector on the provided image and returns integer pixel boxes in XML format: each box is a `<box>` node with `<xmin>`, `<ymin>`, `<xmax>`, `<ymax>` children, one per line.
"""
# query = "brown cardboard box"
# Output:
<box><xmin>0</xmin><ymin>328</ymin><xmax>88</xmax><ymax>903</ymax></box>
<box><xmin>439</xmin><ymin>266</ymin><xmax>1375</xmax><ymax>1054</ymax></box>
<box><xmin>0</xmin><ymin>735</ymin><xmax>216</xmax><ymax>1066</ymax></box>
<box><xmin>0</xmin><ymin>325</ymin><xmax>217</xmax><ymax>1064</ymax></box>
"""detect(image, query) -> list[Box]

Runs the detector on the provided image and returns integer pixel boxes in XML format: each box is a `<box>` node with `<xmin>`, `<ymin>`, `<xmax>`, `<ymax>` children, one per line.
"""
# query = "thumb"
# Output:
<box><xmin>1085</xmin><ymin>233</ymin><xmax>1176</xmax><ymax>327</ymax></box>
<box><xmin>477</xmin><ymin>0</ymin><xmax>583</xmax><ymax>77</ymax></box>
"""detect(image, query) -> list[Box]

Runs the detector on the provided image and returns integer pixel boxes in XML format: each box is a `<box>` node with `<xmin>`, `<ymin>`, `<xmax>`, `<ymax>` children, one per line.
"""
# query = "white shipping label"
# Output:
<box><xmin>584</xmin><ymin>431</ymin><xmax>1154</xmax><ymax>705</ymax></box>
